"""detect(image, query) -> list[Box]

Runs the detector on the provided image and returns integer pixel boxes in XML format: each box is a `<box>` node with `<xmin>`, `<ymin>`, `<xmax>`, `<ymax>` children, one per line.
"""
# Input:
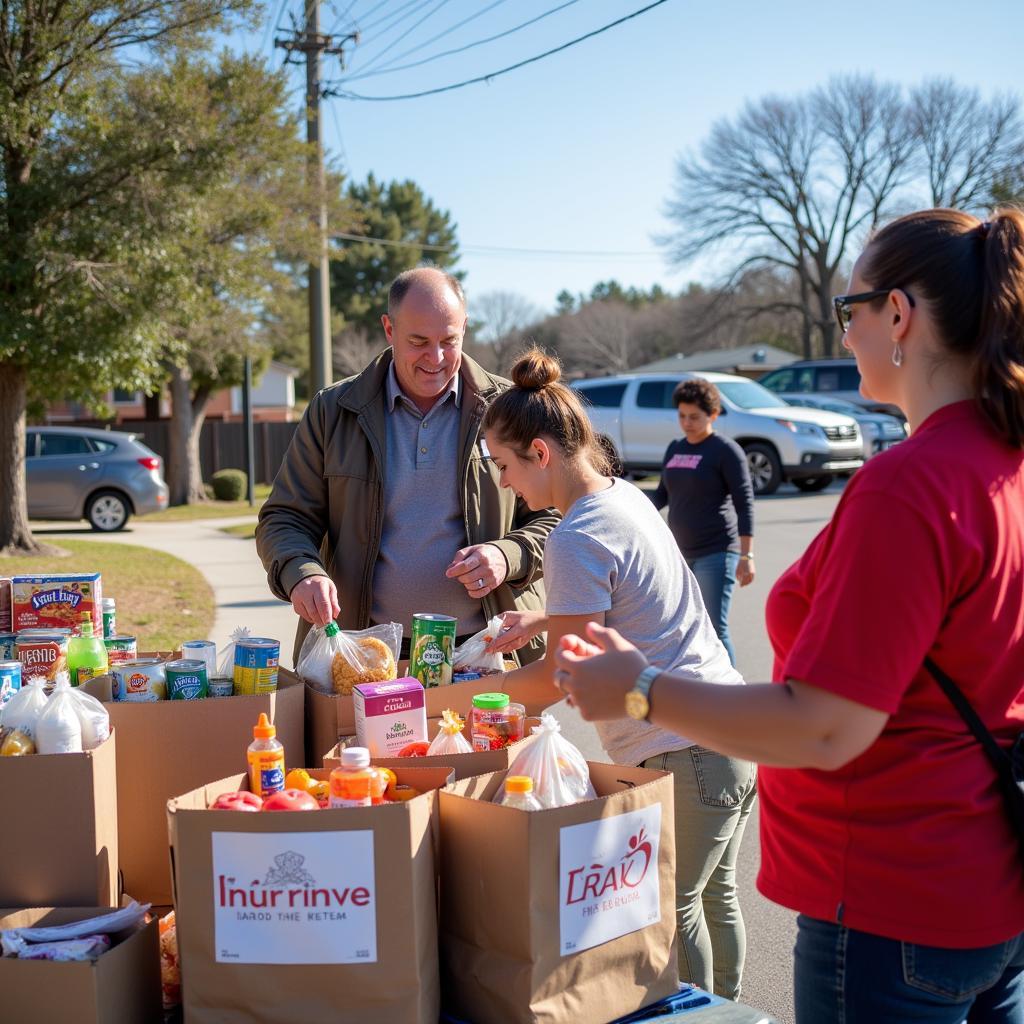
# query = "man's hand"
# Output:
<box><xmin>289</xmin><ymin>575</ymin><xmax>340</xmax><ymax>627</ymax></box>
<box><xmin>486</xmin><ymin>610</ymin><xmax>548</xmax><ymax>654</ymax></box>
<box><xmin>445</xmin><ymin>543</ymin><xmax>508</xmax><ymax>599</ymax></box>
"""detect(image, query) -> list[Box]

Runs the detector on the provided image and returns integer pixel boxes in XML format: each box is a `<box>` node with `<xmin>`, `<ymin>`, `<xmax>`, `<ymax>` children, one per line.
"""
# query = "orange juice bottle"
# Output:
<box><xmin>329</xmin><ymin>747</ymin><xmax>386</xmax><ymax>808</ymax></box>
<box><xmin>247</xmin><ymin>713</ymin><xmax>285</xmax><ymax>798</ymax></box>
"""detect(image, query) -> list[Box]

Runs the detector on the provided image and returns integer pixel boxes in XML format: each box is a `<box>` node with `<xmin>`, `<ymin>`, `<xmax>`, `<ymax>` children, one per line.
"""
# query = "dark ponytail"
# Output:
<box><xmin>863</xmin><ymin>206</ymin><xmax>1024</xmax><ymax>447</ymax></box>
<box><xmin>482</xmin><ymin>347</ymin><xmax>613</xmax><ymax>475</ymax></box>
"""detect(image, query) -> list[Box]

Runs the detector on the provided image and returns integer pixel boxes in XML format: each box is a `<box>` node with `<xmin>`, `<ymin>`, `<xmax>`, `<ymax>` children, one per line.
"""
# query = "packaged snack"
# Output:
<box><xmin>159</xmin><ymin>911</ymin><xmax>181</xmax><ymax>1010</ymax></box>
<box><xmin>426</xmin><ymin>708</ymin><xmax>473</xmax><ymax>756</ymax></box>
<box><xmin>452</xmin><ymin>615</ymin><xmax>507</xmax><ymax>677</ymax></box>
<box><xmin>495</xmin><ymin>712</ymin><xmax>597</xmax><ymax>809</ymax></box>
<box><xmin>354</xmin><ymin>677</ymin><xmax>427</xmax><ymax>757</ymax></box>
<box><xmin>469</xmin><ymin>692</ymin><xmax>525</xmax><ymax>751</ymax></box>
<box><xmin>298</xmin><ymin>621</ymin><xmax>401</xmax><ymax>695</ymax></box>
<box><xmin>11</xmin><ymin>573</ymin><xmax>102</xmax><ymax>635</ymax></box>
<box><xmin>0</xmin><ymin>725</ymin><xmax>34</xmax><ymax>756</ymax></box>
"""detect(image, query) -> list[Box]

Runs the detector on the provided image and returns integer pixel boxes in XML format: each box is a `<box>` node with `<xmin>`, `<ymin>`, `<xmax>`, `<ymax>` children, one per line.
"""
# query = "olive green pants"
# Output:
<box><xmin>642</xmin><ymin>746</ymin><xmax>757</xmax><ymax>1001</ymax></box>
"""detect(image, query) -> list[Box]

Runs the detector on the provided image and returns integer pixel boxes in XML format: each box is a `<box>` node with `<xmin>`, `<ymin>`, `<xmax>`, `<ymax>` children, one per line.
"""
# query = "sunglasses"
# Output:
<box><xmin>832</xmin><ymin>289</ymin><xmax>915</xmax><ymax>333</ymax></box>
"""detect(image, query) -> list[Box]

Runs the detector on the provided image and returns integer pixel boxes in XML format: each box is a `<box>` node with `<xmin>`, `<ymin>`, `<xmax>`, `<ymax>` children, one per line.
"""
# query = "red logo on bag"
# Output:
<box><xmin>217</xmin><ymin>851</ymin><xmax>372</xmax><ymax>910</ymax></box>
<box><xmin>564</xmin><ymin>827</ymin><xmax>654</xmax><ymax>906</ymax></box>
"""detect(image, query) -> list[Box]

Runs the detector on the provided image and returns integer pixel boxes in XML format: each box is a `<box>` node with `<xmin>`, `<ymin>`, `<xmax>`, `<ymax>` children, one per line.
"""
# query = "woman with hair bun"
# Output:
<box><xmin>488</xmin><ymin>347</ymin><xmax>756</xmax><ymax>1001</ymax></box>
<box><xmin>553</xmin><ymin>208</ymin><xmax>1024</xmax><ymax>1021</ymax></box>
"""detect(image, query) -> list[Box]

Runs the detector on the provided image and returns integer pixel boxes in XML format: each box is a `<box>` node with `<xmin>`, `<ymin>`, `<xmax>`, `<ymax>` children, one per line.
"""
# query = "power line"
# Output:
<box><xmin>332</xmin><ymin>0</ymin><xmax>672</xmax><ymax>102</ymax></box>
<box><xmin>353</xmin><ymin>0</ymin><xmax>455</xmax><ymax>77</ymax></box>
<box><xmin>331</xmin><ymin>231</ymin><xmax>662</xmax><ymax>260</ymax></box>
<box><xmin>324</xmin><ymin>0</ymin><xmax>359</xmax><ymax>37</ymax></box>
<box><xmin>346</xmin><ymin>0</ymin><xmax>514</xmax><ymax>81</ymax></box>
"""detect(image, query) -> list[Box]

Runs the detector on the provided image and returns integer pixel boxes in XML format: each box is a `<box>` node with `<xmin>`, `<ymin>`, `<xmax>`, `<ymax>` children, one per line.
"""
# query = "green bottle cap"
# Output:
<box><xmin>325</xmin><ymin>622</ymin><xmax>340</xmax><ymax>637</ymax></box>
<box><xmin>472</xmin><ymin>692</ymin><xmax>510</xmax><ymax>710</ymax></box>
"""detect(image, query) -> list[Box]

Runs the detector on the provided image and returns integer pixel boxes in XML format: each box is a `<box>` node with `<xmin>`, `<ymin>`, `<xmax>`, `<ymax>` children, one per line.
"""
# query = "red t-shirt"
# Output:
<box><xmin>758</xmin><ymin>401</ymin><xmax>1024</xmax><ymax>947</ymax></box>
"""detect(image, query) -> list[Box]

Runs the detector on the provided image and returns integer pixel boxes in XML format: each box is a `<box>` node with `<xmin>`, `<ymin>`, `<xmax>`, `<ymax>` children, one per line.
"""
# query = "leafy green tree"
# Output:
<box><xmin>0</xmin><ymin>0</ymin><xmax>255</xmax><ymax>555</ymax></box>
<box><xmin>328</xmin><ymin>174</ymin><xmax>461</xmax><ymax>343</ymax></box>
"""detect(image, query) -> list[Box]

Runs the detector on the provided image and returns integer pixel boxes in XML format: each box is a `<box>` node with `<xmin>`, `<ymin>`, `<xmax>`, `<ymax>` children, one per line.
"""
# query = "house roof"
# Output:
<box><xmin>633</xmin><ymin>345</ymin><xmax>799</xmax><ymax>373</ymax></box>
<box><xmin>269</xmin><ymin>360</ymin><xmax>301</xmax><ymax>377</ymax></box>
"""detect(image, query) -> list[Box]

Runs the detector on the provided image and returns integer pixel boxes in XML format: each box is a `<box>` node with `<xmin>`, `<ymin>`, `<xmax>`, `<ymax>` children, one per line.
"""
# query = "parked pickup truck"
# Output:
<box><xmin>571</xmin><ymin>370</ymin><xmax>864</xmax><ymax>495</ymax></box>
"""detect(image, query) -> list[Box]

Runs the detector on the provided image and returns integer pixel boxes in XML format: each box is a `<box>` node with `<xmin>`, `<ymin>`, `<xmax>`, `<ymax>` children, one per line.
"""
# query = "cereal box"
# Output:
<box><xmin>353</xmin><ymin>677</ymin><xmax>427</xmax><ymax>757</ymax></box>
<box><xmin>12</xmin><ymin>574</ymin><xmax>102</xmax><ymax>635</ymax></box>
<box><xmin>0</xmin><ymin>577</ymin><xmax>11</xmax><ymax>631</ymax></box>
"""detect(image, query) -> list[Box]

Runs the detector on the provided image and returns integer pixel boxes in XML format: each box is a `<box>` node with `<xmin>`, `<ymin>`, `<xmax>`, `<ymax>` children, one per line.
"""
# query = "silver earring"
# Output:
<box><xmin>891</xmin><ymin>343</ymin><xmax>903</xmax><ymax>368</ymax></box>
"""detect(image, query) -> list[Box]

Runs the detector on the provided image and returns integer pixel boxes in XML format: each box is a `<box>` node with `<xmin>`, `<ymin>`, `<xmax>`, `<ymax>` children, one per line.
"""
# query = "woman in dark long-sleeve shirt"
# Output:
<box><xmin>652</xmin><ymin>378</ymin><xmax>755</xmax><ymax>665</ymax></box>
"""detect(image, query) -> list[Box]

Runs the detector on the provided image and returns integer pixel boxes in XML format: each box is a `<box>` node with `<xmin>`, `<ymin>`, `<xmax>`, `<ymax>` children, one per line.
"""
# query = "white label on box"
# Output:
<box><xmin>558</xmin><ymin>804</ymin><xmax>661</xmax><ymax>956</ymax></box>
<box><xmin>212</xmin><ymin>830</ymin><xmax>377</xmax><ymax>964</ymax></box>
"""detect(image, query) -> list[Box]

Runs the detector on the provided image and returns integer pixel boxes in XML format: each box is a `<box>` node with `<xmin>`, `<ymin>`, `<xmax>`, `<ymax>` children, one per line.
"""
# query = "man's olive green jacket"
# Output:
<box><xmin>256</xmin><ymin>350</ymin><xmax>558</xmax><ymax>664</ymax></box>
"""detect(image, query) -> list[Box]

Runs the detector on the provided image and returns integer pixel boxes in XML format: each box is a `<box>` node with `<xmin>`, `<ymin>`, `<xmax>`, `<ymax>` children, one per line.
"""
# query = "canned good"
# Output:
<box><xmin>113</xmin><ymin>659</ymin><xmax>167</xmax><ymax>702</ymax></box>
<box><xmin>470</xmin><ymin>692</ymin><xmax>526</xmax><ymax>751</ymax></box>
<box><xmin>0</xmin><ymin>659</ymin><xmax>22</xmax><ymax>707</ymax></box>
<box><xmin>208</xmin><ymin>677</ymin><xmax>234</xmax><ymax>698</ymax></box>
<box><xmin>233</xmin><ymin>638</ymin><xmax>280</xmax><ymax>695</ymax></box>
<box><xmin>15</xmin><ymin>631</ymin><xmax>70</xmax><ymax>682</ymax></box>
<box><xmin>0</xmin><ymin>632</ymin><xmax>18</xmax><ymax>660</ymax></box>
<box><xmin>165</xmin><ymin>658</ymin><xmax>209</xmax><ymax>700</ymax></box>
<box><xmin>104</xmin><ymin>635</ymin><xmax>138</xmax><ymax>665</ymax></box>
<box><xmin>181</xmin><ymin>640</ymin><xmax>217</xmax><ymax>681</ymax></box>
<box><xmin>409</xmin><ymin>614</ymin><xmax>456</xmax><ymax>688</ymax></box>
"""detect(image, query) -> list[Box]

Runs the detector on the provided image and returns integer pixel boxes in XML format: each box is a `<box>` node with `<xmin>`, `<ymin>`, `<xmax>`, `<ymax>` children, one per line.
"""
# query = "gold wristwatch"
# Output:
<box><xmin>625</xmin><ymin>665</ymin><xmax>660</xmax><ymax>721</ymax></box>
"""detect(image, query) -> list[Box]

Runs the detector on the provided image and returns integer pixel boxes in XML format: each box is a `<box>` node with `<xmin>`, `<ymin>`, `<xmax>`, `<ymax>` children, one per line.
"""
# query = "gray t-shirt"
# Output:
<box><xmin>544</xmin><ymin>478</ymin><xmax>744</xmax><ymax>765</ymax></box>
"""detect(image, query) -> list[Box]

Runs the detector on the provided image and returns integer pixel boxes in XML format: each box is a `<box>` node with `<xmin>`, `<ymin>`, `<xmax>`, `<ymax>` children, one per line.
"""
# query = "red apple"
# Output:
<box><xmin>210</xmin><ymin>791</ymin><xmax>263</xmax><ymax>812</ymax></box>
<box><xmin>262</xmin><ymin>788</ymin><xmax>320</xmax><ymax>811</ymax></box>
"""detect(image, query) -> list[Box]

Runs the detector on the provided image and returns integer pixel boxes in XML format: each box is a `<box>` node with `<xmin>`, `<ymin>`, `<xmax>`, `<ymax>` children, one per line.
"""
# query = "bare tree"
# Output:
<box><xmin>556</xmin><ymin>300</ymin><xmax>644</xmax><ymax>375</ymax></box>
<box><xmin>332</xmin><ymin>326</ymin><xmax>386</xmax><ymax>378</ymax></box>
<box><xmin>660</xmin><ymin>76</ymin><xmax>917</xmax><ymax>358</ymax></box>
<box><xmin>910</xmin><ymin>79</ymin><xmax>1024</xmax><ymax>210</ymax></box>
<box><xmin>472</xmin><ymin>290</ymin><xmax>541</xmax><ymax>374</ymax></box>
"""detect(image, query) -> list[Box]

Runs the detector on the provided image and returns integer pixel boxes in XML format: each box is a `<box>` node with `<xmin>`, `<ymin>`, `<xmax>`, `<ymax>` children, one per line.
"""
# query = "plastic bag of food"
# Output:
<box><xmin>0</xmin><ymin>673</ymin><xmax>48</xmax><ymax>742</ymax></box>
<box><xmin>1</xmin><ymin>901</ymin><xmax>151</xmax><ymax>957</ymax></box>
<box><xmin>16</xmin><ymin>935</ymin><xmax>111</xmax><ymax>961</ymax></box>
<box><xmin>452</xmin><ymin>615</ymin><xmax>506</xmax><ymax>676</ymax></box>
<box><xmin>426</xmin><ymin>709</ymin><xmax>473</xmax><ymax>756</ymax></box>
<box><xmin>297</xmin><ymin>621</ymin><xmax>401</xmax><ymax>695</ymax></box>
<box><xmin>493</xmin><ymin>712</ymin><xmax>597</xmax><ymax>809</ymax></box>
<box><xmin>36</xmin><ymin>674</ymin><xmax>83</xmax><ymax>755</ymax></box>
<box><xmin>66</xmin><ymin>684</ymin><xmax>110</xmax><ymax>750</ymax></box>
<box><xmin>0</xmin><ymin>725</ymin><xmax>34</xmax><ymax>756</ymax></box>
<box><xmin>215</xmin><ymin>625</ymin><xmax>251</xmax><ymax>680</ymax></box>
<box><xmin>159</xmin><ymin>910</ymin><xmax>181</xmax><ymax>1010</ymax></box>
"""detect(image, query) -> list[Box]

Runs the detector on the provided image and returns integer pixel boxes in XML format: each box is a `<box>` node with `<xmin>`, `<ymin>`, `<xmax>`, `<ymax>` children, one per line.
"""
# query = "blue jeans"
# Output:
<box><xmin>686</xmin><ymin>550</ymin><xmax>739</xmax><ymax>666</ymax></box>
<box><xmin>794</xmin><ymin>915</ymin><xmax>1024</xmax><ymax>1023</ymax></box>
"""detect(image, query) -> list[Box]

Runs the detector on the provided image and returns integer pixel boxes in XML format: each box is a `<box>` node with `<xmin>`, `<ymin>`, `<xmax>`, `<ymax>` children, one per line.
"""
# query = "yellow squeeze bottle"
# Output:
<box><xmin>247</xmin><ymin>713</ymin><xmax>285</xmax><ymax>797</ymax></box>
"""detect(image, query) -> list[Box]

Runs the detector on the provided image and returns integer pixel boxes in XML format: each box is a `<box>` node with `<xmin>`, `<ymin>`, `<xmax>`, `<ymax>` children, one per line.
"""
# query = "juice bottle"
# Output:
<box><xmin>67</xmin><ymin>612</ymin><xmax>109</xmax><ymax>686</ymax></box>
<box><xmin>329</xmin><ymin>747</ymin><xmax>386</xmax><ymax>807</ymax></box>
<box><xmin>499</xmin><ymin>776</ymin><xmax>542</xmax><ymax>811</ymax></box>
<box><xmin>247</xmin><ymin>712</ymin><xmax>285</xmax><ymax>798</ymax></box>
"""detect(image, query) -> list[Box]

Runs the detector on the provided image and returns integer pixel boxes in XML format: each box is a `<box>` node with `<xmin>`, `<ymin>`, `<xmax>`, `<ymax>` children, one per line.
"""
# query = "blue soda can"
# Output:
<box><xmin>0</xmin><ymin>660</ymin><xmax>22</xmax><ymax>707</ymax></box>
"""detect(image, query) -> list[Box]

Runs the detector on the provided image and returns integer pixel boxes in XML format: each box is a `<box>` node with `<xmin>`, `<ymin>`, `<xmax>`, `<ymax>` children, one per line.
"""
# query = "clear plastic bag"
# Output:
<box><xmin>214</xmin><ymin>626</ymin><xmax>250</xmax><ymax>680</ymax></box>
<box><xmin>1</xmin><ymin>673</ymin><xmax>49</xmax><ymax>742</ymax></box>
<box><xmin>493</xmin><ymin>712</ymin><xmax>597</xmax><ymax>809</ymax></box>
<box><xmin>66</xmin><ymin>684</ymin><xmax>111</xmax><ymax>750</ymax></box>
<box><xmin>452</xmin><ymin>615</ymin><xmax>506</xmax><ymax>676</ymax></box>
<box><xmin>298</xmin><ymin>622</ymin><xmax>402</xmax><ymax>695</ymax></box>
<box><xmin>36</xmin><ymin>674</ymin><xmax>83</xmax><ymax>755</ymax></box>
<box><xmin>426</xmin><ymin>709</ymin><xmax>473</xmax><ymax>755</ymax></box>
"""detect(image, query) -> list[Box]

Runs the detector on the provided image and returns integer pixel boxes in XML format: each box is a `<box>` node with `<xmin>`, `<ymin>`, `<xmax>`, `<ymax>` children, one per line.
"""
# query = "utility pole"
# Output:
<box><xmin>276</xmin><ymin>3</ymin><xmax>357</xmax><ymax>397</ymax></box>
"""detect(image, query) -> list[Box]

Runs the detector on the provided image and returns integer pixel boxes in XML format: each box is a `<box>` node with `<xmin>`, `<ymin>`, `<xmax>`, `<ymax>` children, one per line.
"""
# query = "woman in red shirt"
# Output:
<box><xmin>551</xmin><ymin>207</ymin><xmax>1024</xmax><ymax>1022</ymax></box>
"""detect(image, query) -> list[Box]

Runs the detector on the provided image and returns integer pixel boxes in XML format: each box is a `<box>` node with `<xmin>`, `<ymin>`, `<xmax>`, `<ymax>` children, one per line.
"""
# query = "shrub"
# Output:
<box><xmin>211</xmin><ymin>469</ymin><xmax>247</xmax><ymax>502</ymax></box>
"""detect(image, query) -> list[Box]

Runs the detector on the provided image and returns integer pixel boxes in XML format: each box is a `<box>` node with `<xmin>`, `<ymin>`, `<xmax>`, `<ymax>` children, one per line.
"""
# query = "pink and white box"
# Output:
<box><xmin>352</xmin><ymin>677</ymin><xmax>428</xmax><ymax>757</ymax></box>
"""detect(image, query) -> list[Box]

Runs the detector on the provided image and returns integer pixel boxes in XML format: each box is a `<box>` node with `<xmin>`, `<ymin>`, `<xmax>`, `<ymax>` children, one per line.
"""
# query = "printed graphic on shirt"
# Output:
<box><xmin>666</xmin><ymin>453</ymin><xmax>702</xmax><ymax>470</ymax></box>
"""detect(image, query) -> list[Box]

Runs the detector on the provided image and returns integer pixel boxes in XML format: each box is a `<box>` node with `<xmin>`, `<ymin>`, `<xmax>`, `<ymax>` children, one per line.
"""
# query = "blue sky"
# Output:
<box><xmin>227</xmin><ymin>0</ymin><xmax>1024</xmax><ymax>315</ymax></box>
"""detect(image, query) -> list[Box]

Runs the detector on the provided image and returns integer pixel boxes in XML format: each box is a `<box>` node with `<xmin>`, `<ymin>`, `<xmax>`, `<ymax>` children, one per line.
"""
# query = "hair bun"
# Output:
<box><xmin>510</xmin><ymin>348</ymin><xmax>562</xmax><ymax>391</ymax></box>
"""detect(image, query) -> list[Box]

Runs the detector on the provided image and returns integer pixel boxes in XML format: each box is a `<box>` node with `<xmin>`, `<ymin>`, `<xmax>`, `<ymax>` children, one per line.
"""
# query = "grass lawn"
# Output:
<box><xmin>218</xmin><ymin>523</ymin><xmax>257</xmax><ymax>539</ymax></box>
<box><xmin>136</xmin><ymin>483</ymin><xmax>271</xmax><ymax>523</ymax></box>
<box><xmin>0</xmin><ymin>539</ymin><xmax>215</xmax><ymax>651</ymax></box>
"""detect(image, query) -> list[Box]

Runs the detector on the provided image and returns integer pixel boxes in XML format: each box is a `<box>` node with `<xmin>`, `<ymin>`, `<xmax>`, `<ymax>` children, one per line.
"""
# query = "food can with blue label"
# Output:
<box><xmin>233</xmin><ymin>638</ymin><xmax>279</xmax><ymax>695</ymax></box>
<box><xmin>0</xmin><ymin>632</ymin><xmax>18</xmax><ymax>660</ymax></box>
<box><xmin>208</xmin><ymin>677</ymin><xmax>234</xmax><ymax>698</ymax></box>
<box><xmin>181</xmin><ymin>640</ymin><xmax>217</xmax><ymax>681</ymax></box>
<box><xmin>0</xmin><ymin>660</ymin><xmax>22</xmax><ymax>707</ymax></box>
<box><xmin>165</xmin><ymin>659</ymin><xmax>209</xmax><ymax>700</ymax></box>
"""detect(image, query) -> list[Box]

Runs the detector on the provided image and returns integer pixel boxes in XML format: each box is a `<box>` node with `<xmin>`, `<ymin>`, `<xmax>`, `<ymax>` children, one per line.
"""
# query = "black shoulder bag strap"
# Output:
<box><xmin>924</xmin><ymin>655</ymin><xmax>1024</xmax><ymax>861</ymax></box>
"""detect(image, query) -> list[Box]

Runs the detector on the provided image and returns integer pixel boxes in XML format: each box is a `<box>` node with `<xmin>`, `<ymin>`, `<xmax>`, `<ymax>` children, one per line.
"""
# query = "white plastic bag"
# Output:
<box><xmin>0</xmin><ymin>673</ymin><xmax>49</xmax><ymax>741</ymax></box>
<box><xmin>36</xmin><ymin>674</ymin><xmax>83</xmax><ymax>755</ymax></box>
<box><xmin>297</xmin><ymin>622</ymin><xmax>401</xmax><ymax>695</ymax></box>
<box><xmin>426</xmin><ymin>709</ymin><xmax>473</xmax><ymax>756</ymax></box>
<box><xmin>214</xmin><ymin>626</ymin><xmax>250</xmax><ymax>680</ymax></box>
<box><xmin>67</xmin><ymin>685</ymin><xmax>111</xmax><ymax>750</ymax></box>
<box><xmin>452</xmin><ymin>615</ymin><xmax>506</xmax><ymax>676</ymax></box>
<box><xmin>493</xmin><ymin>712</ymin><xmax>597</xmax><ymax>809</ymax></box>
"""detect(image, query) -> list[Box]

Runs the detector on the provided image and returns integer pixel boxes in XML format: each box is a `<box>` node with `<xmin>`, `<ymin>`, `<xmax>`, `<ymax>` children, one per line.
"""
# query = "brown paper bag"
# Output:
<box><xmin>168</xmin><ymin>765</ymin><xmax>451</xmax><ymax>1024</ymax></box>
<box><xmin>440</xmin><ymin>762</ymin><xmax>678</xmax><ymax>1024</ymax></box>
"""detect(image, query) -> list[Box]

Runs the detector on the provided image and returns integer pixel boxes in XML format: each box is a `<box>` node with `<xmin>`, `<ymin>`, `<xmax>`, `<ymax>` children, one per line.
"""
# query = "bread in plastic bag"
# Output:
<box><xmin>214</xmin><ymin>626</ymin><xmax>250</xmax><ymax>680</ymax></box>
<box><xmin>493</xmin><ymin>712</ymin><xmax>597</xmax><ymax>809</ymax></box>
<box><xmin>298</xmin><ymin>621</ymin><xmax>401</xmax><ymax>695</ymax></box>
<box><xmin>452</xmin><ymin>615</ymin><xmax>506</xmax><ymax>676</ymax></box>
<box><xmin>36</xmin><ymin>674</ymin><xmax>83</xmax><ymax>755</ymax></box>
<box><xmin>0</xmin><ymin>673</ymin><xmax>49</xmax><ymax>742</ymax></box>
<box><xmin>426</xmin><ymin>709</ymin><xmax>473</xmax><ymax>755</ymax></box>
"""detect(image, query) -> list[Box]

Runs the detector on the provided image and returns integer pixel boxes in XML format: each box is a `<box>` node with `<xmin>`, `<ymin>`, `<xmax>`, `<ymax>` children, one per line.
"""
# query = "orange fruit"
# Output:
<box><xmin>285</xmin><ymin>768</ymin><xmax>313</xmax><ymax>792</ymax></box>
<box><xmin>377</xmin><ymin>767</ymin><xmax>397</xmax><ymax>795</ymax></box>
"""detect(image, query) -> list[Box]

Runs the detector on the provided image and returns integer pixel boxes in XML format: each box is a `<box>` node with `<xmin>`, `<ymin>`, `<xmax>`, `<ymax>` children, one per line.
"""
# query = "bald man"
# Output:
<box><xmin>257</xmin><ymin>267</ymin><xmax>558</xmax><ymax>664</ymax></box>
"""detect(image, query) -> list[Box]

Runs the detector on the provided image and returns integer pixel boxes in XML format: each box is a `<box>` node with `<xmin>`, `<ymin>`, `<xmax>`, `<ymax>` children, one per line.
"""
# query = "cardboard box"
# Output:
<box><xmin>324</xmin><ymin>738</ymin><xmax>522</xmax><ymax>782</ymax></box>
<box><xmin>168</xmin><ymin>765</ymin><xmax>452</xmax><ymax>1024</ymax></box>
<box><xmin>439</xmin><ymin>762</ymin><xmax>679</xmax><ymax>1024</ymax></box>
<box><xmin>0</xmin><ymin>732</ymin><xmax>118</xmax><ymax>907</ymax></box>
<box><xmin>0</xmin><ymin>906</ymin><xmax>161</xmax><ymax>1024</ymax></box>
<box><xmin>81</xmin><ymin>665</ymin><xmax>304</xmax><ymax>906</ymax></box>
